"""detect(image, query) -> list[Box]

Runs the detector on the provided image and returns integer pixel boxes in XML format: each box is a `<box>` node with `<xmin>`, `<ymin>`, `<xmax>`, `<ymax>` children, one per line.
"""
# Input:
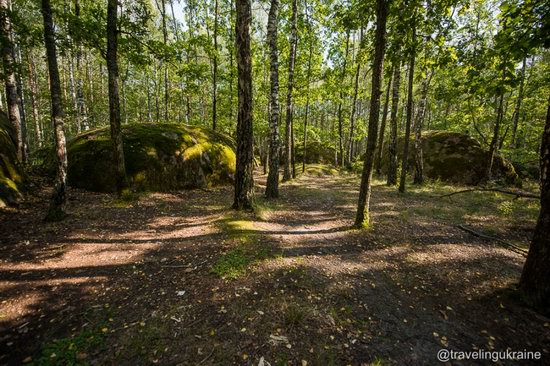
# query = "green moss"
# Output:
<box><xmin>378</xmin><ymin>131</ymin><xmax>519</xmax><ymax>186</ymax></box>
<box><xmin>303</xmin><ymin>164</ymin><xmax>339</xmax><ymax>177</ymax></box>
<box><xmin>41</xmin><ymin>123</ymin><xmax>236</xmax><ymax>193</ymax></box>
<box><xmin>0</xmin><ymin>111</ymin><xmax>24</xmax><ymax>207</ymax></box>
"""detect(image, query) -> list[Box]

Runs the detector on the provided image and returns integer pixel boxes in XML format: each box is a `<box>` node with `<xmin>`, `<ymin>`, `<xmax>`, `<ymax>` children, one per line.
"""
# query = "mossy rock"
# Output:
<box><xmin>304</xmin><ymin>164</ymin><xmax>339</xmax><ymax>177</ymax></box>
<box><xmin>295</xmin><ymin>141</ymin><xmax>336</xmax><ymax>165</ymax></box>
<box><xmin>380</xmin><ymin>131</ymin><xmax>519</xmax><ymax>186</ymax></box>
<box><xmin>511</xmin><ymin>160</ymin><xmax>539</xmax><ymax>180</ymax></box>
<box><xmin>0</xmin><ymin>110</ymin><xmax>24</xmax><ymax>207</ymax></box>
<box><xmin>43</xmin><ymin>123</ymin><xmax>236</xmax><ymax>193</ymax></box>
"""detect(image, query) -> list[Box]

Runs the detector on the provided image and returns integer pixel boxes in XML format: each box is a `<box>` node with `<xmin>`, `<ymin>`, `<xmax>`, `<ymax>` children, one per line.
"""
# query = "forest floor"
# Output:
<box><xmin>0</xmin><ymin>166</ymin><xmax>549</xmax><ymax>365</ymax></box>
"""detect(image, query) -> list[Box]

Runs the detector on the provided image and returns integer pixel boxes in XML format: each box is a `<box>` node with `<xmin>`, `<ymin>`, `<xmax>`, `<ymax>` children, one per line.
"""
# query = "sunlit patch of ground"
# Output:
<box><xmin>0</xmin><ymin>166</ymin><xmax>547</xmax><ymax>365</ymax></box>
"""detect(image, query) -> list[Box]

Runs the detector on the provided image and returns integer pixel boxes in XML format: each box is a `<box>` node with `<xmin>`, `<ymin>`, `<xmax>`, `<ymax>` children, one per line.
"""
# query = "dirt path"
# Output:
<box><xmin>0</xmin><ymin>172</ymin><xmax>549</xmax><ymax>365</ymax></box>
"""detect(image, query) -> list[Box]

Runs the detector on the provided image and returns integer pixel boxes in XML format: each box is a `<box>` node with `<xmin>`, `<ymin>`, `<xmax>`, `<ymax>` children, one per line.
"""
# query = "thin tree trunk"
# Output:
<box><xmin>510</xmin><ymin>57</ymin><xmax>527</xmax><ymax>148</ymax></box>
<box><xmin>413</xmin><ymin>71</ymin><xmax>432</xmax><ymax>185</ymax></box>
<box><xmin>233</xmin><ymin>0</ymin><xmax>254</xmax><ymax>209</ymax></box>
<box><xmin>107</xmin><ymin>0</ymin><xmax>127</xmax><ymax>196</ymax></box>
<box><xmin>74</xmin><ymin>0</ymin><xmax>87</xmax><ymax>131</ymax></box>
<box><xmin>26</xmin><ymin>50</ymin><xmax>43</xmax><ymax>148</ymax></box>
<box><xmin>291</xmin><ymin>114</ymin><xmax>296</xmax><ymax>178</ymax></box>
<box><xmin>398</xmin><ymin>19</ymin><xmax>416</xmax><ymax>193</ymax></box>
<box><xmin>487</xmin><ymin>70</ymin><xmax>506</xmax><ymax>181</ymax></box>
<box><xmin>212</xmin><ymin>0</ymin><xmax>219</xmax><ymax>130</ymax></box>
<box><xmin>228</xmin><ymin>0</ymin><xmax>235</xmax><ymax>129</ymax></box>
<box><xmin>154</xmin><ymin>0</ymin><xmax>169</xmax><ymax>122</ymax></box>
<box><xmin>86</xmin><ymin>52</ymin><xmax>94</xmax><ymax>125</ymax></box>
<box><xmin>42</xmin><ymin>0</ymin><xmax>68</xmax><ymax>221</ymax></box>
<box><xmin>154</xmin><ymin>61</ymin><xmax>160</xmax><ymax>122</ymax></box>
<box><xmin>336</xmin><ymin>31</ymin><xmax>350</xmax><ymax>167</ymax></box>
<box><xmin>355</xmin><ymin>0</ymin><xmax>387</xmax><ymax>227</ymax></box>
<box><xmin>282</xmin><ymin>0</ymin><xmax>297</xmax><ymax>181</ymax></box>
<box><xmin>169</xmin><ymin>0</ymin><xmax>184</xmax><ymax>123</ymax></box>
<box><xmin>375</xmin><ymin>67</ymin><xmax>392</xmax><ymax>175</ymax></box>
<box><xmin>15</xmin><ymin>45</ymin><xmax>27</xmax><ymax>159</ymax></box>
<box><xmin>265</xmin><ymin>0</ymin><xmax>280</xmax><ymax>198</ymax></box>
<box><xmin>387</xmin><ymin>61</ymin><xmax>401</xmax><ymax>185</ymax></box>
<box><xmin>0</xmin><ymin>0</ymin><xmax>23</xmax><ymax>161</ymax></box>
<box><xmin>348</xmin><ymin>60</ymin><xmax>361</xmax><ymax>165</ymax></box>
<box><xmin>302</xmin><ymin>12</ymin><xmax>312</xmax><ymax>173</ymax></box>
<box><xmin>146</xmin><ymin>70</ymin><xmax>152</xmax><ymax>122</ymax></box>
<box><xmin>519</xmin><ymin>94</ymin><xmax>550</xmax><ymax>310</ymax></box>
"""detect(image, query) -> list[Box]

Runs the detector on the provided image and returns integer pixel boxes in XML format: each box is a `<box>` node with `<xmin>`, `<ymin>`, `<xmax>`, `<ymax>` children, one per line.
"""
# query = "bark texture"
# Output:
<box><xmin>519</xmin><ymin>94</ymin><xmax>550</xmax><ymax>311</ymax></box>
<box><xmin>42</xmin><ymin>0</ymin><xmax>68</xmax><ymax>221</ymax></box>
<box><xmin>282</xmin><ymin>0</ymin><xmax>297</xmax><ymax>181</ymax></box>
<box><xmin>413</xmin><ymin>71</ymin><xmax>432</xmax><ymax>185</ymax></box>
<box><xmin>233</xmin><ymin>0</ymin><xmax>254</xmax><ymax>209</ymax></box>
<box><xmin>107</xmin><ymin>0</ymin><xmax>128</xmax><ymax>196</ymax></box>
<box><xmin>387</xmin><ymin>61</ymin><xmax>401</xmax><ymax>185</ymax></box>
<box><xmin>265</xmin><ymin>0</ymin><xmax>280</xmax><ymax>198</ymax></box>
<box><xmin>398</xmin><ymin>21</ymin><xmax>416</xmax><ymax>193</ymax></box>
<box><xmin>0</xmin><ymin>0</ymin><xmax>23</xmax><ymax>161</ymax></box>
<box><xmin>486</xmin><ymin>84</ymin><xmax>505</xmax><ymax>181</ymax></box>
<box><xmin>375</xmin><ymin>69</ymin><xmax>392</xmax><ymax>175</ymax></box>
<box><xmin>510</xmin><ymin>57</ymin><xmax>526</xmax><ymax>148</ymax></box>
<box><xmin>355</xmin><ymin>0</ymin><xmax>387</xmax><ymax>227</ymax></box>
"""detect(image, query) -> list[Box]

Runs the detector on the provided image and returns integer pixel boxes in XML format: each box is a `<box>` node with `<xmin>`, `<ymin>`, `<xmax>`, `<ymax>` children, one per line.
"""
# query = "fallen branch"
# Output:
<box><xmin>440</xmin><ymin>188</ymin><xmax>539</xmax><ymax>200</ymax></box>
<box><xmin>457</xmin><ymin>224</ymin><xmax>528</xmax><ymax>257</ymax></box>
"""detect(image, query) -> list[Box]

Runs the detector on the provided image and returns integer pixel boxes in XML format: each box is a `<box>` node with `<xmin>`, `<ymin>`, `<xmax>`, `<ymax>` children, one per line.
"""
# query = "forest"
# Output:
<box><xmin>0</xmin><ymin>0</ymin><xmax>549</xmax><ymax>364</ymax></box>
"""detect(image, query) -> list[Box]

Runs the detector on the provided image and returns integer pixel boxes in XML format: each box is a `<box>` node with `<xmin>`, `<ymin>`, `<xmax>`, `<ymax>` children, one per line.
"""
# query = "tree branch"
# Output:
<box><xmin>439</xmin><ymin>188</ymin><xmax>539</xmax><ymax>200</ymax></box>
<box><xmin>457</xmin><ymin>224</ymin><xmax>528</xmax><ymax>257</ymax></box>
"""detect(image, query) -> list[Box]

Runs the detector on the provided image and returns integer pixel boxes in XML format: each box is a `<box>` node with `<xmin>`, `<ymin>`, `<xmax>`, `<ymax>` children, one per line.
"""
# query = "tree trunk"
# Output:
<box><xmin>336</xmin><ymin>31</ymin><xmax>350</xmax><ymax>167</ymax></box>
<box><xmin>86</xmin><ymin>52</ymin><xmax>94</xmax><ymax>125</ymax></box>
<box><xmin>348</xmin><ymin>60</ymin><xmax>361</xmax><ymax>165</ymax></box>
<box><xmin>15</xmin><ymin>46</ymin><xmax>27</xmax><ymax>159</ymax></box>
<box><xmin>413</xmin><ymin>71</ymin><xmax>432</xmax><ymax>185</ymax></box>
<box><xmin>153</xmin><ymin>61</ymin><xmax>159</xmax><ymax>122</ymax></box>
<box><xmin>67</xmin><ymin>53</ymin><xmax>79</xmax><ymax>132</ymax></box>
<box><xmin>519</xmin><ymin>94</ymin><xmax>550</xmax><ymax>310</ymax></box>
<box><xmin>153</xmin><ymin>0</ymin><xmax>169</xmax><ymax>122</ymax></box>
<box><xmin>107</xmin><ymin>0</ymin><xmax>128</xmax><ymax>196</ymax></box>
<box><xmin>265</xmin><ymin>0</ymin><xmax>280</xmax><ymax>199</ymax></box>
<box><xmin>212</xmin><ymin>0</ymin><xmax>219</xmax><ymax>130</ymax></box>
<box><xmin>0</xmin><ymin>0</ymin><xmax>23</xmax><ymax>162</ymax></box>
<box><xmin>74</xmin><ymin>0</ymin><xmax>87</xmax><ymax>131</ymax></box>
<box><xmin>302</xmin><ymin>10</ymin><xmax>312</xmax><ymax>173</ymax></box>
<box><xmin>282</xmin><ymin>0</ymin><xmax>297</xmax><ymax>182</ymax></box>
<box><xmin>42</xmin><ymin>0</ymin><xmax>68</xmax><ymax>221</ymax></box>
<box><xmin>233</xmin><ymin>0</ymin><xmax>254</xmax><ymax>209</ymax></box>
<box><xmin>398</xmin><ymin>20</ymin><xmax>416</xmax><ymax>193</ymax></box>
<box><xmin>26</xmin><ymin>50</ymin><xmax>43</xmax><ymax>148</ymax></box>
<box><xmin>375</xmin><ymin>68</ymin><xmax>392</xmax><ymax>175</ymax></box>
<box><xmin>387</xmin><ymin>61</ymin><xmax>401</xmax><ymax>185</ymax></box>
<box><xmin>354</xmin><ymin>0</ymin><xmax>387</xmax><ymax>227</ymax></box>
<box><xmin>510</xmin><ymin>57</ymin><xmax>527</xmax><ymax>148</ymax></box>
<box><xmin>487</xmin><ymin>72</ymin><xmax>505</xmax><ymax>181</ymax></box>
<box><xmin>228</xmin><ymin>0</ymin><xmax>235</xmax><ymax>129</ymax></box>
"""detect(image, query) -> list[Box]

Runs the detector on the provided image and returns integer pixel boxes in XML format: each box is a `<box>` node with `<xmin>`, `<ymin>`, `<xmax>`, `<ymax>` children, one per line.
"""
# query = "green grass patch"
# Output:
<box><xmin>211</xmin><ymin>214</ymin><xmax>274</xmax><ymax>279</ymax></box>
<box><xmin>32</xmin><ymin>308</ymin><xmax>111</xmax><ymax>365</ymax></box>
<box><xmin>211</xmin><ymin>243</ymin><xmax>272</xmax><ymax>280</ymax></box>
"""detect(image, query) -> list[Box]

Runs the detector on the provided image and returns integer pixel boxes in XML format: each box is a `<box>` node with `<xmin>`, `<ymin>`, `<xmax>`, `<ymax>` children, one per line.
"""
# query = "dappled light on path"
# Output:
<box><xmin>0</xmin><ymin>172</ymin><xmax>547</xmax><ymax>365</ymax></box>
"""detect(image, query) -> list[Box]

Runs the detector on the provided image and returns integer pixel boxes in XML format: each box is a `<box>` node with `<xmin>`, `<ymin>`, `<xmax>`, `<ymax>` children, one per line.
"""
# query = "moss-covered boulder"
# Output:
<box><xmin>44</xmin><ymin>123</ymin><xmax>236</xmax><ymax>193</ymax></box>
<box><xmin>0</xmin><ymin>111</ymin><xmax>24</xmax><ymax>207</ymax></box>
<box><xmin>380</xmin><ymin>131</ymin><xmax>519</xmax><ymax>185</ymax></box>
<box><xmin>295</xmin><ymin>141</ymin><xmax>336</xmax><ymax>165</ymax></box>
